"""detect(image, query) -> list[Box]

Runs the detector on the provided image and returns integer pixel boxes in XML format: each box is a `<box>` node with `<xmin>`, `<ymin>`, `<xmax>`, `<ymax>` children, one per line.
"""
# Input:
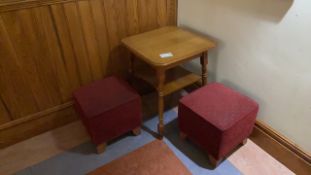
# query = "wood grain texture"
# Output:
<box><xmin>0</xmin><ymin>0</ymin><xmax>76</xmax><ymax>12</ymax></box>
<box><xmin>0</xmin><ymin>0</ymin><xmax>177</xmax><ymax>148</ymax></box>
<box><xmin>50</xmin><ymin>3</ymin><xmax>81</xmax><ymax>96</ymax></box>
<box><xmin>1</xmin><ymin>8</ymin><xmax>63</xmax><ymax>112</ymax></box>
<box><xmin>157</xmin><ymin>0</ymin><xmax>169</xmax><ymax>27</ymax></box>
<box><xmin>0</xmin><ymin>105</ymin><xmax>77</xmax><ymax>148</ymax></box>
<box><xmin>250</xmin><ymin>121</ymin><xmax>311</xmax><ymax>175</ymax></box>
<box><xmin>255</xmin><ymin>120</ymin><xmax>311</xmax><ymax>163</ymax></box>
<box><xmin>88</xmin><ymin>0</ymin><xmax>110</xmax><ymax>75</ymax></box>
<box><xmin>0</xmin><ymin>98</ymin><xmax>10</xmax><ymax>124</ymax></box>
<box><xmin>133</xmin><ymin>66</ymin><xmax>201</xmax><ymax>96</ymax></box>
<box><xmin>122</xmin><ymin>27</ymin><xmax>216</xmax><ymax>68</ymax></box>
<box><xmin>167</xmin><ymin>0</ymin><xmax>177</xmax><ymax>25</ymax></box>
<box><xmin>123</xmin><ymin>26</ymin><xmax>215</xmax><ymax>136</ymax></box>
<box><xmin>0</xmin><ymin>102</ymin><xmax>73</xmax><ymax>131</ymax></box>
<box><xmin>138</xmin><ymin>0</ymin><xmax>158</xmax><ymax>32</ymax></box>
<box><xmin>103</xmin><ymin>0</ymin><xmax>130</xmax><ymax>75</ymax></box>
<box><xmin>0</xmin><ymin>14</ymin><xmax>39</xmax><ymax>119</ymax></box>
<box><xmin>63</xmin><ymin>2</ymin><xmax>93</xmax><ymax>84</ymax></box>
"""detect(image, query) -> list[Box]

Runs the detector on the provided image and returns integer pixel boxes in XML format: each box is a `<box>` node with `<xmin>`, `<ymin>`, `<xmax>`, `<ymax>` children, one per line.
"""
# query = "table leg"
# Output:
<box><xmin>129</xmin><ymin>53</ymin><xmax>135</xmax><ymax>75</ymax></box>
<box><xmin>157</xmin><ymin>69</ymin><xmax>166</xmax><ymax>138</ymax></box>
<box><xmin>200</xmin><ymin>51</ymin><xmax>208</xmax><ymax>86</ymax></box>
<box><xmin>129</xmin><ymin>54</ymin><xmax>135</xmax><ymax>85</ymax></box>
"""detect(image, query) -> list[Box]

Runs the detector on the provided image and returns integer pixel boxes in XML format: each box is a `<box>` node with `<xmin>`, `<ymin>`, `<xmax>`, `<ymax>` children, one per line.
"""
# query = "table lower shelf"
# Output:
<box><xmin>133</xmin><ymin>66</ymin><xmax>201</xmax><ymax>96</ymax></box>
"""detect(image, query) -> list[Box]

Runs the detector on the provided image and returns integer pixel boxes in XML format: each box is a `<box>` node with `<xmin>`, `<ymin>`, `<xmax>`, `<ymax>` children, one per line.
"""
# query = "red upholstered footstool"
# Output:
<box><xmin>73</xmin><ymin>76</ymin><xmax>142</xmax><ymax>154</ymax></box>
<box><xmin>178</xmin><ymin>83</ymin><xmax>258</xmax><ymax>167</ymax></box>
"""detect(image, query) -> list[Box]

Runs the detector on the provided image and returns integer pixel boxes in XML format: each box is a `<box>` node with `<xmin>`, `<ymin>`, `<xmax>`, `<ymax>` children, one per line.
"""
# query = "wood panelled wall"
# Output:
<box><xmin>0</xmin><ymin>0</ymin><xmax>177</xmax><ymax>148</ymax></box>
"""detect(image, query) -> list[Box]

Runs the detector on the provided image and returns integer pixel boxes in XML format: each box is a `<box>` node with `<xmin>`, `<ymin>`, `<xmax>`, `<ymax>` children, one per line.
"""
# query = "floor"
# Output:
<box><xmin>13</xmin><ymin>109</ymin><xmax>241</xmax><ymax>175</ymax></box>
<box><xmin>0</xmin><ymin>107</ymin><xmax>294</xmax><ymax>175</ymax></box>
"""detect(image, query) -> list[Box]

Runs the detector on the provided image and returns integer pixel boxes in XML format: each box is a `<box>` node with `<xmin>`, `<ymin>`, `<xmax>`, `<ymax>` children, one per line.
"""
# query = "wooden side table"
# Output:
<box><xmin>122</xmin><ymin>26</ymin><xmax>216</xmax><ymax>137</ymax></box>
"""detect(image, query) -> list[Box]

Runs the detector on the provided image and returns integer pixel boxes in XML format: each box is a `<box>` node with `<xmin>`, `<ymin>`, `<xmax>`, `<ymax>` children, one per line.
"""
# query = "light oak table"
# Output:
<box><xmin>122</xmin><ymin>26</ymin><xmax>216</xmax><ymax>137</ymax></box>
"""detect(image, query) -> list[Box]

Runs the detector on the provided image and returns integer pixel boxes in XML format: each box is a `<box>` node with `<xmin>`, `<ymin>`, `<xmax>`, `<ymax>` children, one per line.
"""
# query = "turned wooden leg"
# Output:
<box><xmin>96</xmin><ymin>143</ymin><xmax>107</xmax><ymax>154</ymax></box>
<box><xmin>180</xmin><ymin>132</ymin><xmax>187</xmax><ymax>140</ymax></box>
<box><xmin>157</xmin><ymin>69</ymin><xmax>166</xmax><ymax>138</ymax></box>
<box><xmin>208</xmin><ymin>155</ymin><xmax>222</xmax><ymax>168</ymax></box>
<box><xmin>132</xmin><ymin>127</ymin><xmax>141</xmax><ymax>136</ymax></box>
<box><xmin>200</xmin><ymin>51</ymin><xmax>208</xmax><ymax>86</ymax></box>
<box><xmin>157</xmin><ymin>95</ymin><xmax>165</xmax><ymax>138</ymax></box>
<box><xmin>129</xmin><ymin>53</ymin><xmax>135</xmax><ymax>75</ymax></box>
<box><xmin>242</xmin><ymin>138</ymin><xmax>248</xmax><ymax>145</ymax></box>
<box><xmin>129</xmin><ymin>53</ymin><xmax>135</xmax><ymax>85</ymax></box>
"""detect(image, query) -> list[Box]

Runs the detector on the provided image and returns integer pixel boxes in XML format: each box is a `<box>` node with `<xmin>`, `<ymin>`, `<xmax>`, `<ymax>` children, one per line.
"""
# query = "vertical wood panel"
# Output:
<box><xmin>63</xmin><ymin>2</ymin><xmax>93</xmax><ymax>84</ymax></box>
<box><xmin>103</xmin><ymin>0</ymin><xmax>129</xmax><ymax>75</ymax></box>
<box><xmin>125</xmin><ymin>0</ymin><xmax>139</xmax><ymax>36</ymax></box>
<box><xmin>167</xmin><ymin>0</ymin><xmax>177</xmax><ymax>25</ymax></box>
<box><xmin>31</xmin><ymin>7</ymin><xmax>63</xmax><ymax>107</ymax></box>
<box><xmin>0</xmin><ymin>98</ymin><xmax>10</xmax><ymax>124</ymax></box>
<box><xmin>1</xmin><ymin>9</ymin><xmax>62</xmax><ymax>111</ymax></box>
<box><xmin>78</xmin><ymin>0</ymin><xmax>104</xmax><ymax>80</ymax></box>
<box><xmin>88</xmin><ymin>0</ymin><xmax>110</xmax><ymax>75</ymax></box>
<box><xmin>32</xmin><ymin>6</ymin><xmax>66</xmax><ymax>103</ymax></box>
<box><xmin>0</xmin><ymin>106</ymin><xmax>77</xmax><ymax>149</ymax></box>
<box><xmin>157</xmin><ymin>0</ymin><xmax>168</xmax><ymax>27</ymax></box>
<box><xmin>138</xmin><ymin>0</ymin><xmax>158</xmax><ymax>32</ymax></box>
<box><xmin>103</xmin><ymin>0</ymin><xmax>128</xmax><ymax>49</ymax></box>
<box><xmin>0</xmin><ymin>15</ymin><xmax>39</xmax><ymax>119</ymax></box>
<box><xmin>0</xmin><ymin>0</ymin><xmax>177</xmax><ymax>148</ymax></box>
<box><xmin>50</xmin><ymin>4</ymin><xmax>81</xmax><ymax>96</ymax></box>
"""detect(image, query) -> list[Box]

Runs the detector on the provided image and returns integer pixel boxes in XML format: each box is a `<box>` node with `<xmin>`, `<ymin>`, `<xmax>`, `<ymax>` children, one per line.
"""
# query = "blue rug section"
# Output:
<box><xmin>16</xmin><ymin>110</ymin><xmax>241</xmax><ymax>175</ymax></box>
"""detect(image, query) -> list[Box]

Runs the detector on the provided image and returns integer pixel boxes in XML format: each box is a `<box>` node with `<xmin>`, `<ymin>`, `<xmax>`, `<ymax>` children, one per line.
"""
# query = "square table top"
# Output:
<box><xmin>122</xmin><ymin>26</ymin><xmax>216</xmax><ymax>68</ymax></box>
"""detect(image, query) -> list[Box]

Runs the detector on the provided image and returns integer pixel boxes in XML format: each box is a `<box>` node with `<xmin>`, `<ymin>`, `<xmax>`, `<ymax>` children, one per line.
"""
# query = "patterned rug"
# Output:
<box><xmin>16</xmin><ymin>110</ymin><xmax>241</xmax><ymax>175</ymax></box>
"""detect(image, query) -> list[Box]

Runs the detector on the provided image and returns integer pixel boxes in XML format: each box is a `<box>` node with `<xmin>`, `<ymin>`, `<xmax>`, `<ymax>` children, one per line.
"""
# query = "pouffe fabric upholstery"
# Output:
<box><xmin>73</xmin><ymin>76</ymin><xmax>142</xmax><ymax>145</ymax></box>
<box><xmin>178</xmin><ymin>83</ymin><xmax>258</xmax><ymax>160</ymax></box>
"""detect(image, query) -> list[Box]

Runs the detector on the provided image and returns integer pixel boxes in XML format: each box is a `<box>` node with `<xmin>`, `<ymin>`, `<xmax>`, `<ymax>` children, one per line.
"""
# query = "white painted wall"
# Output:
<box><xmin>178</xmin><ymin>0</ymin><xmax>311</xmax><ymax>153</ymax></box>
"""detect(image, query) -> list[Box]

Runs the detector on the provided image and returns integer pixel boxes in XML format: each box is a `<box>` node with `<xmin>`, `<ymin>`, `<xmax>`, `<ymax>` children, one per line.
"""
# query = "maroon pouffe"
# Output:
<box><xmin>73</xmin><ymin>76</ymin><xmax>142</xmax><ymax>153</ymax></box>
<box><xmin>178</xmin><ymin>83</ymin><xmax>259</xmax><ymax>167</ymax></box>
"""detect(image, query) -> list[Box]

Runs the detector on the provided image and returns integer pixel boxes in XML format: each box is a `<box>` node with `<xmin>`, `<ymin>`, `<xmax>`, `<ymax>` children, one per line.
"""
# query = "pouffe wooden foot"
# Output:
<box><xmin>208</xmin><ymin>155</ymin><xmax>222</xmax><ymax>168</ymax></box>
<box><xmin>96</xmin><ymin>143</ymin><xmax>107</xmax><ymax>154</ymax></box>
<box><xmin>132</xmin><ymin>127</ymin><xmax>141</xmax><ymax>136</ymax></box>
<box><xmin>180</xmin><ymin>132</ymin><xmax>187</xmax><ymax>140</ymax></box>
<box><xmin>242</xmin><ymin>138</ymin><xmax>248</xmax><ymax>145</ymax></box>
<box><xmin>157</xmin><ymin>123</ymin><xmax>164</xmax><ymax>140</ymax></box>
